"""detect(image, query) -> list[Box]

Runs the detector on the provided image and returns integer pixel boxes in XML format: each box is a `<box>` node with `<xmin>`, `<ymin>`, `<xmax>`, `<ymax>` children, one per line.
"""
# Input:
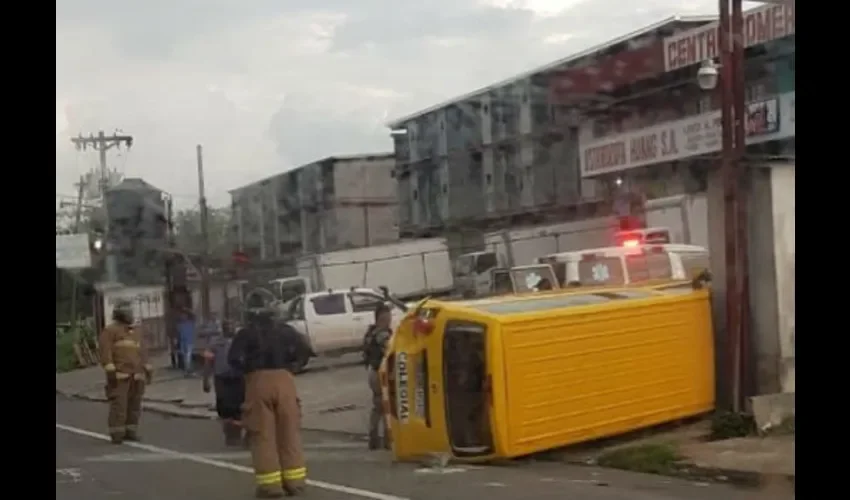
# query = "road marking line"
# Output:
<box><xmin>56</xmin><ymin>423</ymin><xmax>408</xmax><ymax>500</ymax></box>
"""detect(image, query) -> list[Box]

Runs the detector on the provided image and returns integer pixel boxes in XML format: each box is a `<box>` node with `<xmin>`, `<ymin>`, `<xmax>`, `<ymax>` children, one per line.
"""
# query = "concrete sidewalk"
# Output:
<box><xmin>678</xmin><ymin>435</ymin><xmax>795</xmax><ymax>486</ymax></box>
<box><xmin>56</xmin><ymin>353</ymin><xmax>372</xmax><ymax>435</ymax></box>
<box><xmin>548</xmin><ymin>421</ymin><xmax>794</xmax><ymax>490</ymax></box>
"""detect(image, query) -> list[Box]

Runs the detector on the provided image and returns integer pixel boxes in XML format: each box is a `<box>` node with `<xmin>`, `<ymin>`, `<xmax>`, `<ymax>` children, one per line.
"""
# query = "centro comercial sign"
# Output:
<box><xmin>663</xmin><ymin>2</ymin><xmax>795</xmax><ymax>73</ymax></box>
<box><xmin>579</xmin><ymin>91</ymin><xmax>795</xmax><ymax>178</ymax></box>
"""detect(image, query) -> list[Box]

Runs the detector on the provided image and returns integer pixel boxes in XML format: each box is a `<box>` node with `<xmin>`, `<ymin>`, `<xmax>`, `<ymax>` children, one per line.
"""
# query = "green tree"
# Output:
<box><xmin>174</xmin><ymin>207</ymin><xmax>232</xmax><ymax>258</ymax></box>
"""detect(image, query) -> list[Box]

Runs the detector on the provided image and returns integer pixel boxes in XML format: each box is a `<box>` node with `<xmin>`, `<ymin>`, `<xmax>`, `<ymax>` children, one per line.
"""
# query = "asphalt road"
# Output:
<box><xmin>56</xmin><ymin>395</ymin><xmax>788</xmax><ymax>500</ymax></box>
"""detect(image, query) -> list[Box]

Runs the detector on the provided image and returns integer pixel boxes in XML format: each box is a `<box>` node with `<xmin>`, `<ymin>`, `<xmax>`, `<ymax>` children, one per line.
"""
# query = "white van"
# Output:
<box><xmin>537</xmin><ymin>243</ymin><xmax>710</xmax><ymax>288</ymax></box>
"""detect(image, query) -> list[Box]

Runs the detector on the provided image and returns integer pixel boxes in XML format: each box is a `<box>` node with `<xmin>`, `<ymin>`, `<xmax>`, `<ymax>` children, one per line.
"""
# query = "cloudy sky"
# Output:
<box><xmin>56</xmin><ymin>0</ymin><xmax>739</xmax><ymax>209</ymax></box>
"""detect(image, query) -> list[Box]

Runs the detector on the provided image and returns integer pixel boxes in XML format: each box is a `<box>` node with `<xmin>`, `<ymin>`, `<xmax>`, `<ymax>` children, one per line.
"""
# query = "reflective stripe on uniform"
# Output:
<box><xmin>133</xmin><ymin>373</ymin><xmax>145</xmax><ymax>381</ymax></box>
<box><xmin>116</xmin><ymin>372</ymin><xmax>130</xmax><ymax>380</ymax></box>
<box><xmin>125</xmin><ymin>424</ymin><xmax>138</xmax><ymax>431</ymax></box>
<box><xmin>114</xmin><ymin>339</ymin><xmax>140</xmax><ymax>349</ymax></box>
<box><xmin>104</xmin><ymin>363</ymin><xmax>116</xmax><ymax>372</ymax></box>
<box><xmin>255</xmin><ymin>471</ymin><xmax>282</xmax><ymax>485</ymax></box>
<box><xmin>282</xmin><ymin>467</ymin><xmax>307</xmax><ymax>481</ymax></box>
<box><xmin>108</xmin><ymin>425</ymin><xmax>126</xmax><ymax>435</ymax></box>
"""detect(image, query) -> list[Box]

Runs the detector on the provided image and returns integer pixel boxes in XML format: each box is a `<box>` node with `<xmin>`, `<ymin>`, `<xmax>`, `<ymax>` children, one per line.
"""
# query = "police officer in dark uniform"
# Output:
<box><xmin>228</xmin><ymin>308</ymin><xmax>311</xmax><ymax>498</ymax></box>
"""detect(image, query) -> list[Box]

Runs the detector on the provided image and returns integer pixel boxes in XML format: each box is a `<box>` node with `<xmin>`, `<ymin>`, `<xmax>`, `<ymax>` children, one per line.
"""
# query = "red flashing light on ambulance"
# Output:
<box><xmin>615</xmin><ymin>227</ymin><xmax>672</xmax><ymax>247</ymax></box>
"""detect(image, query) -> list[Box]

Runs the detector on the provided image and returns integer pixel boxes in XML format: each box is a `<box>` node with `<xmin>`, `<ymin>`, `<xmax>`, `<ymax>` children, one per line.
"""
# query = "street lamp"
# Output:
<box><xmin>696</xmin><ymin>59</ymin><xmax>721</xmax><ymax>91</ymax></box>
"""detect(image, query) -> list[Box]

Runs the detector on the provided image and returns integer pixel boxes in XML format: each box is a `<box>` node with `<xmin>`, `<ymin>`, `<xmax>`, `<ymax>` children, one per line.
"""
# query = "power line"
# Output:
<box><xmin>70</xmin><ymin>130</ymin><xmax>134</xmax><ymax>284</ymax></box>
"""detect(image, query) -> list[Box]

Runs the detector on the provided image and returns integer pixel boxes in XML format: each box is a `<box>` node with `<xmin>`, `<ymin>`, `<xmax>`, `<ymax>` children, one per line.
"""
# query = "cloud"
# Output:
<box><xmin>56</xmin><ymin>0</ymin><xmax>735</xmax><ymax>208</ymax></box>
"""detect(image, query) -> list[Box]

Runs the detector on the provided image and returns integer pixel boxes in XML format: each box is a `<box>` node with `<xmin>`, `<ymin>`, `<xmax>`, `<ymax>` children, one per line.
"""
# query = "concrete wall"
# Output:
<box><xmin>230</xmin><ymin>154</ymin><xmax>395</xmax><ymax>258</ymax></box>
<box><xmin>746</xmin><ymin>167</ymin><xmax>782</xmax><ymax>396</ymax></box>
<box><xmin>327</xmin><ymin>155</ymin><xmax>398</xmax><ymax>250</ymax></box>
<box><xmin>770</xmin><ymin>164</ymin><xmax>795</xmax><ymax>393</ymax></box>
<box><xmin>333</xmin><ymin>156</ymin><xmax>396</xmax><ymax>203</ymax></box>
<box><xmin>706</xmin><ymin>161</ymin><xmax>794</xmax><ymax>405</ymax></box>
<box><xmin>332</xmin><ymin>205</ymin><xmax>398</xmax><ymax>249</ymax></box>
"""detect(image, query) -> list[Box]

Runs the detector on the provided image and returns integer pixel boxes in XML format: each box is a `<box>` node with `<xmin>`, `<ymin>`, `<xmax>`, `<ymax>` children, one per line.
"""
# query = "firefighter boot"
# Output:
<box><xmin>124</xmin><ymin>430</ymin><xmax>140</xmax><ymax>442</ymax></box>
<box><xmin>254</xmin><ymin>485</ymin><xmax>285</xmax><ymax>499</ymax></box>
<box><xmin>284</xmin><ymin>484</ymin><xmax>307</xmax><ymax>497</ymax></box>
<box><xmin>110</xmin><ymin>433</ymin><xmax>124</xmax><ymax>445</ymax></box>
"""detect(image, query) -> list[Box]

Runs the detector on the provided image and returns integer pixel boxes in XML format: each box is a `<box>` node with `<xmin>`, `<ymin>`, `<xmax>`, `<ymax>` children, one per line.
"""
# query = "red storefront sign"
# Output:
<box><xmin>663</xmin><ymin>2</ymin><xmax>795</xmax><ymax>72</ymax></box>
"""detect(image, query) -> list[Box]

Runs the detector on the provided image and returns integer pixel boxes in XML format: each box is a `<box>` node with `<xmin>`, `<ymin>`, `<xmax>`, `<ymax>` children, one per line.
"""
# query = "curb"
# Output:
<box><xmin>57</xmin><ymin>389</ymin><xmax>370</xmax><ymax>438</ymax></box>
<box><xmin>547</xmin><ymin>453</ymin><xmax>794</xmax><ymax>489</ymax></box>
<box><xmin>57</xmin><ymin>389</ymin><xmax>218</xmax><ymax>420</ymax></box>
<box><xmin>673</xmin><ymin>463</ymin><xmax>795</xmax><ymax>490</ymax></box>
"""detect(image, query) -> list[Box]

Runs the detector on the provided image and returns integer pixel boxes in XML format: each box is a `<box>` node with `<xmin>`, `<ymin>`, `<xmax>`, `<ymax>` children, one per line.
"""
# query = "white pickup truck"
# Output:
<box><xmin>278</xmin><ymin>287</ymin><xmax>408</xmax><ymax>371</ymax></box>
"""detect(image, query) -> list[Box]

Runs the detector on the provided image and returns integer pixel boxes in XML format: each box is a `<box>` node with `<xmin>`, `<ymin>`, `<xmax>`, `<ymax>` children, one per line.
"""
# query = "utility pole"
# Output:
<box><xmin>71</xmin><ymin>131</ymin><xmax>133</xmax><ymax>284</ymax></box>
<box><xmin>73</xmin><ymin>176</ymin><xmax>85</xmax><ymax>233</ymax></box>
<box><xmin>196</xmin><ymin>145</ymin><xmax>211</xmax><ymax>323</ymax></box>
<box><xmin>717</xmin><ymin>0</ymin><xmax>751</xmax><ymax>413</ymax></box>
<box><xmin>68</xmin><ymin>176</ymin><xmax>86</xmax><ymax>328</ymax></box>
<box><xmin>731</xmin><ymin>0</ymin><xmax>751</xmax><ymax>413</ymax></box>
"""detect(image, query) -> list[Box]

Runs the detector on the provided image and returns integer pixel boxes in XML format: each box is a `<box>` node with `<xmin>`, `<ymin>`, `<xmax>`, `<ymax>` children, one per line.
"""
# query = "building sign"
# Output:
<box><xmin>103</xmin><ymin>285</ymin><xmax>166</xmax><ymax>323</ymax></box>
<box><xmin>56</xmin><ymin>234</ymin><xmax>91</xmax><ymax>269</ymax></box>
<box><xmin>579</xmin><ymin>92</ymin><xmax>794</xmax><ymax>177</ymax></box>
<box><xmin>663</xmin><ymin>3</ymin><xmax>795</xmax><ymax>72</ymax></box>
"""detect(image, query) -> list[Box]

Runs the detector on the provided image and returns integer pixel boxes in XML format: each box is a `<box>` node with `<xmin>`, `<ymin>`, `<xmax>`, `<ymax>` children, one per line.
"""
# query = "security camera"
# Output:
<box><xmin>697</xmin><ymin>59</ymin><xmax>720</xmax><ymax>91</ymax></box>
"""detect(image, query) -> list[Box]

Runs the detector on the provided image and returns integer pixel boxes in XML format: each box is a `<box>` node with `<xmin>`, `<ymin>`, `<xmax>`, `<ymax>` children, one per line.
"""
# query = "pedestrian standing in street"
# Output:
<box><xmin>228</xmin><ymin>308</ymin><xmax>311</xmax><ymax>498</ymax></box>
<box><xmin>177</xmin><ymin>306</ymin><xmax>197</xmax><ymax>377</ymax></box>
<box><xmin>362</xmin><ymin>303</ymin><xmax>393</xmax><ymax>450</ymax></box>
<box><xmin>202</xmin><ymin>320</ymin><xmax>246</xmax><ymax>447</ymax></box>
<box><xmin>99</xmin><ymin>300</ymin><xmax>152</xmax><ymax>444</ymax></box>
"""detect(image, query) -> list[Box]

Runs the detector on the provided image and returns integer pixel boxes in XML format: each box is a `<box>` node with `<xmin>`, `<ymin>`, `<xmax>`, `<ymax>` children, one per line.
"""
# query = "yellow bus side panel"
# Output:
<box><xmin>501</xmin><ymin>293</ymin><xmax>714</xmax><ymax>458</ymax></box>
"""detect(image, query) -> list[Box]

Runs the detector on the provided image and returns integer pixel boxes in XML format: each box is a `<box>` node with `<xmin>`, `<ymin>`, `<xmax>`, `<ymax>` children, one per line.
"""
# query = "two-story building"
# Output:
<box><xmin>229</xmin><ymin>153</ymin><xmax>397</xmax><ymax>260</ymax></box>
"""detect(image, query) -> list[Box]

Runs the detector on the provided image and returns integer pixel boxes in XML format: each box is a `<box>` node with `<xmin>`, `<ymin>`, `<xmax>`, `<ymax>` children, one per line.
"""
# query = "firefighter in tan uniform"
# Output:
<box><xmin>99</xmin><ymin>300</ymin><xmax>153</xmax><ymax>444</ymax></box>
<box><xmin>228</xmin><ymin>308</ymin><xmax>310</xmax><ymax>498</ymax></box>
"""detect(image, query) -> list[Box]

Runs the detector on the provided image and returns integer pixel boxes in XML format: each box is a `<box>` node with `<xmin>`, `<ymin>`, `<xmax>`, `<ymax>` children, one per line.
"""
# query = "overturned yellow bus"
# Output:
<box><xmin>379</xmin><ymin>284</ymin><xmax>714</xmax><ymax>462</ymax></box>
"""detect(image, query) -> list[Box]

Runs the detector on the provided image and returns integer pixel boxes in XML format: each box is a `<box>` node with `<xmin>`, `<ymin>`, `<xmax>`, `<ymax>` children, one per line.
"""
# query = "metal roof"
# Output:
<box><xmin>385</xmin><ymin>14</ymin><xmax>715</xmax><ymax>128</ymax></box>
<box><xmin>228</xmin><ymin>152</ymin><xmax>394</xmax><ymax>195</ymax></box>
